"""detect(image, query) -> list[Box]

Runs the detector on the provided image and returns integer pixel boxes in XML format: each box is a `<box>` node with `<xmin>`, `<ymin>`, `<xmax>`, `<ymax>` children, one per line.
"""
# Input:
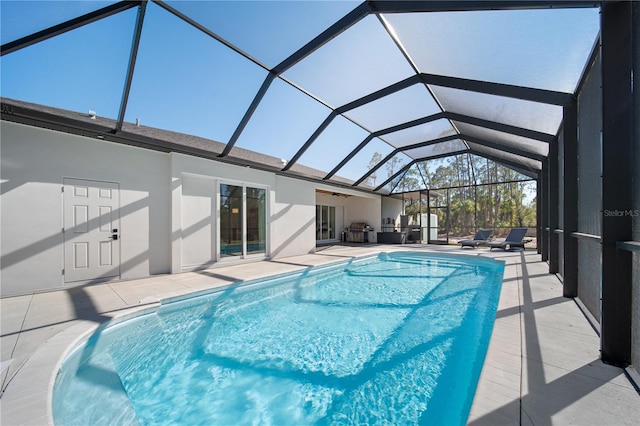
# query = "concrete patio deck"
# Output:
<box><xmin>1</xmin><ymin>244</ymin><xmax>638</xmax><ymax>425</ymax></box>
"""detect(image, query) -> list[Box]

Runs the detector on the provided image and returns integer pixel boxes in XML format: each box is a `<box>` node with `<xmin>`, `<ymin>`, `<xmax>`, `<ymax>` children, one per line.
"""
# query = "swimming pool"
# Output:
<box><xmin>53</xmin><ymin>251</ymin><xmax>504</xmax><ymax>425</ymax></box>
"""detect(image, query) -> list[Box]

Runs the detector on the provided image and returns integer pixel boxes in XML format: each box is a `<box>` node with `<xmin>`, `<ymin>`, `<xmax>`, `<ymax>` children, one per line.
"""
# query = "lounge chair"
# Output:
<box><xmin>458</xmin><ymin>229</ymin><xmax>493</xmax><ymax>248</ymax></box>
<box><xmin>487</xmin><ymin>228</ymin><xmax>531</xmax><ymax>250</ymax></box>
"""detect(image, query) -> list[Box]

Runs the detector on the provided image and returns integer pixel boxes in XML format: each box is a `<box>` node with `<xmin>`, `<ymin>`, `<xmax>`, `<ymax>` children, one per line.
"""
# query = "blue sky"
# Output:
<box><xmin>1</xmin><ymin>1</ymin><xmax>600</xmax><ymax>188</ymax></box>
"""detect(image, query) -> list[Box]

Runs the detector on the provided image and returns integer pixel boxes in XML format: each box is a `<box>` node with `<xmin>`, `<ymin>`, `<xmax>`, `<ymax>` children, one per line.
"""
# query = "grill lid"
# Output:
<box><xmin>349</xmin><ymin>222</ymin><xmax>367</xmax><ymax>231</ymax></box>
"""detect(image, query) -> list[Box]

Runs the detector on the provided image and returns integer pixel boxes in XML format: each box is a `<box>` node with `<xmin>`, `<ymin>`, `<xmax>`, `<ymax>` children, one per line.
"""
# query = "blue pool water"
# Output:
<box><xmin>53</xmin><ymin>252</ymin><xmax>504</xmax><ymax>425</ymax></box>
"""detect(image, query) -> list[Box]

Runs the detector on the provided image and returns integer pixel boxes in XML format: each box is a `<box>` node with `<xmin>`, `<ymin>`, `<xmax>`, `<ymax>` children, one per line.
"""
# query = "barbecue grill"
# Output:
<box><xmin>347</xmin><ymin>222</ymin><xmax>369</xmax><ymax>243</ymax></box>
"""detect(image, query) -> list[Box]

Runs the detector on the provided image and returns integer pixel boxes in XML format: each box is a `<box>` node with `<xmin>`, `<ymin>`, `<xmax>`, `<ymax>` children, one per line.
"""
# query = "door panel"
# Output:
<box><xmin>63</xmin><ymin>178</ymin><xmax>120</xmax><ymax>283</ymax></box>
<box><xmin>220</xmin><ymin>183</ymin><xmax>243</xmax><ymax>258</ymax></box>
<box><xmin>246</xmin><ymin>187</ymin><xmax>266</xmax><ymax>255</ymax></box>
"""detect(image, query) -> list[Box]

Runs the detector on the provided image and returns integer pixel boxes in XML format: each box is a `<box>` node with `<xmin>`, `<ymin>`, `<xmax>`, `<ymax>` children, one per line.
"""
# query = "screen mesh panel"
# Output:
<box><xmin>164</xmin><ymin>0</ymin><xmax>358</xmax><ymax>67</ymax></box>
<box><xmin>283</xmin><ymin>15</ymin><xmax>415</xmax><ymax>107</ymax></box>
<box><xmin>126</xmin><ymin>2</ymin><xmax>268</xmax><ymax>141</ymax></box>
<box><xmin>1</xmin><ymin>7</ymin><xmax>137</xmax><ymax>120</ymax></box>
<box><xmin>429</xmin><ymin>85</ymin><xmax>564</xmax><ymax>136</ymax></box>
<box><xmin>403</xmin><ymin>140</ymin><xmax>468</xmax><ymax>160</ymax></box>
<box><xmin>577</xmin><ymin>51</ymin><xmax>602</xmax><ymax>236</ymax></box>
<box><xmin>383</xmin><ymin>119</ymin><xmax>457</xmax><ymax>148</ymax></box>
<box><xmin>578</xmin><ymin>239</ymin><xmax>601</xmax><ymax>321</ymax></box>
<box><xmin>384</xmin><ymin>8</ymin><xmax>599</xmax><ymax>93</ymax></box>
<box><xmin>576</xmin><ymin>50</ymin><xmax>602</xmax><ymax>322</ymax></box>
<box><xmin>343</xmin><ymin>84</ymin><xmax>442</xmax><ymax>132</ymax></box>
<box><xmin>558</xmin><ymin>130</ymin><xmax>564</xmax><ymax>230</ymax></box>
<box><xmin>1</xmin><ymin>1</ymin><xmax>118</xmax><ymax>45</ymax></box>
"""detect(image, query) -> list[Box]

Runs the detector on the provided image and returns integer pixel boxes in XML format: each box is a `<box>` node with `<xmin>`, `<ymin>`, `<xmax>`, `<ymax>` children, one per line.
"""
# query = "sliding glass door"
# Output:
<box><xmin>246</xmin><ymin>187</ymin><xmax>266</xmax><ymax>255</ymax></box>
<box><xmin>316</xmin><ymin>204</ymin><xmax>336</xmax><ymax>242</ymax></box>
<box><xmin>220</xmin><ymin>184</ymin><xmax>243</xmax><ymax>258</ymax></box>
<box><xmin>220</xmin><ymin>183</ymin><xmax>267</xmax><ymax>259</ymax></box>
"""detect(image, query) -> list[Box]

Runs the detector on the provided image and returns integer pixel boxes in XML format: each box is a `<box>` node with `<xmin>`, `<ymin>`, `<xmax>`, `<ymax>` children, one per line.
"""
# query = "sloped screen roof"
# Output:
<box><xmin>0</xmin><ymin>0</ymin><xmax>600</xmax><ymax>194</ymax></box>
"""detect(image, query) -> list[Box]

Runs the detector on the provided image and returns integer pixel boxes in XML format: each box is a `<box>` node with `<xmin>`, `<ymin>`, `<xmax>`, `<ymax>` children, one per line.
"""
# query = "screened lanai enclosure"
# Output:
<box><xmin>387</xmin><ymin>157</ymin><xmax>537</xmax><ymax>244</ymax></box>
<box><xmin>1</xmin><ymin>1</ymin><xmax>639</xmax><ymax>379</ymax></box>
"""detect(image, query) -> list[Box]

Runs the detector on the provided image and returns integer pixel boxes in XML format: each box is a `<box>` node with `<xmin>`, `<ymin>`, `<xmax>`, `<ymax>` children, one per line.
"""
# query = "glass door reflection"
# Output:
<box><xmin>220</xmin><ymin>184</ymin><xmax>243</xmax><ymax>258</ymax></box>
<box><xmin>246</xmin><ymin>187</ymin><xmax>266</xmax><ymax>255</ymax></box>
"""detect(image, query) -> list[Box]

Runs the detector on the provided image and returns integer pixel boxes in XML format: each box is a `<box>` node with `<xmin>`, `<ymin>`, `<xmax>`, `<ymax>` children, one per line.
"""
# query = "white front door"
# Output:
<box><xmin>63</xmin><ymin>178</ymin><xmax>120</xmax><ymax>283</ymax></box>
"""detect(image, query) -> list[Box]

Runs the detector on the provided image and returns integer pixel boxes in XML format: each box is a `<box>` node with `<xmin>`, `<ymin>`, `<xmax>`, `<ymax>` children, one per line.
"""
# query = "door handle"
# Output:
<box><xmin>110</xmin><ymin>234</ymin><xmax>118</xmax><ymax>240</ymax></box>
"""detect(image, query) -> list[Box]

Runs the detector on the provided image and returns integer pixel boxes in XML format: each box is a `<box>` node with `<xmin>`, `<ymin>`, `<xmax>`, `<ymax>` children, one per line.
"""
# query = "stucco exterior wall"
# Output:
<box><xmin>270</xmin><ymin>175</ymin><xmax>317</xmax><ymax>258</ymax></box>
<box><xmin>1</xmin><ymin>121</ymin><xmax>170</xmax><ymax>296</ymax></box>
<box><xmin>1</xmin><ymin>122</ymin><xmax>362</xmax><ymax>296</ymax></box>
<box><xmin>381</xmin><ymin>197</ymin><xmax>402</xmax><ymax>228</ymax></box>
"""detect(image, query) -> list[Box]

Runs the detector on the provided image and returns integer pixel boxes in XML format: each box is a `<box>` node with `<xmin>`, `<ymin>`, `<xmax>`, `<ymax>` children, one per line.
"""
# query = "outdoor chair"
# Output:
<box><xmin>486</xmin><ymin>228</ymin><xmax>531</xmax><ymax>250</ymax></box>
<box><xmin>458</xmin><ymin>229</ymin><xmax>493</xmax><ymax>248</ymax></box>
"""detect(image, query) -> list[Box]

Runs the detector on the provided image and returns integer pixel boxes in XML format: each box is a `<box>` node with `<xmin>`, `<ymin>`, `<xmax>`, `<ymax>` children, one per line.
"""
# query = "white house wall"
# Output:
<box><xmin>1</xmin><ymin>122</ymin><xmax>352</xmax><ymax>296</ymax></box>
<box><xmin>180</xmin><ymin>174</ymin><xmax>216</xmax><ymax>270</ymax></box>
<box><xmin>382</xmin><ymin>197</ymin><xmax>403</xmax><ymax>227</ymax></box>
<box><xmin>169</xmin><ymin>152</ymin><xmax>279</xmax><ymax>272</ymax></box>
<box><xmin>1</xmin><ymin>122</ymin><xmax>171</xmax><ymax>296</ymax></box>
<box><xmin>314</xmin><ymin>191</ymin><xmax>383</xmax><ymax>240</ymax></box>
<box><xmin>316</xmin><ymin>192</ymin><xmax>348</xmax><ymax>240</ymax></box>
<box><xmin>345</xmin><ymin>196</ymin><xmax>382</xmax><ymax>235</ymax></box>
<box><xmin>271</xmin><ymin>176</ymin><xmax>316</xmax><ymax>258</ymax></box>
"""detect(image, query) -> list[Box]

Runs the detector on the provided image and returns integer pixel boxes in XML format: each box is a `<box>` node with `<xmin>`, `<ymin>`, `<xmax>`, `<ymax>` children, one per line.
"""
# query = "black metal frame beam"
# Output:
<box><xmin>349</xmin><ymin>132</ymin><xmax>542</xmax><ymax>191</ymax></box>
<box><xmin>116</xmin><ymin>1</ymin><xmax>147</xmax><ymax>133</ymax></box>
<box><xmin>219</xmin><ymin>2</ymin><xmax>370</xmax><ymax>157</ymax></box>
<box><xmin>152</xmin><ymin>0</ymin><xmax>264</xmax><ymax>68</ymax></box>
<box><xmin>220</xmin><ymin>74</ymin><xmax>276</xmax><ymax>157</ymax></box>
<box><xmin>466</xmin><ymin>142</ymin><xmax>542</xmax><ymax>169</ymax></box>
<box><xmin>444</xmin><ymin>111</ymin><xmax>555</xmax><ymax>143</ymax></box>
<box><xmin>374</xmin><ymin>161</ymin><xmax>415</xmax><ymax>192</ymax></box>
<box><xmin>336</xmin><ymin>75</ymin><xmax>422</xmax><ymax>114</ymax></box>
<box><xmin>600</xmin><ymin>1</ymin><xmax>633</xmax><ymax>367</ymax></box>
<box><xmin>393</xmin><ymin>177</ymin><xmax>535</xmax><ymax>195</ymax></box>
<box><xmin>290</xmin><ymin>71</ymin><xmax>562</xmax><ymax>174</ymax></box>
<box><xmin>410</xmin><ymin>150</ymin><xmax>471</xmax><ymax>167</ymax></box>
<box><xmin>0</xmin><ymin>1</ymin><xmax>141</xmax><ymax>56</ymax></box>
<box><xmin>284</xmin><ymin>111</ymin><xmax>338</xmax><ymax>169</ymax></box>
<box><xmin>362</xmin><ymin>149</ymin><xmax>471</xmax><ymax>192</ymax></box>
<box><xmin>272</xmin><ymin>2</ymin><xmax>371</xmax><ymax>75</ymax></box>
<box><xmin>384</xmin><ymin>152</ymin><xmax>539</xmax><ymax>195</ymax></box>
<box><xmin>548</xmin><ymin>138</ymin><xmax>560</xmax><ymax>273</ymax></box>
<box><xmin>0</xmin><ymin>100</ymin><xmax>387</xmax><ymax>198</ymax></box>
<box><xmin>369</xmin><ymin>1</ymin><xmax>601</xmax><ymax>14</ymax></box>
<box><xmin>353</xmin><ymin>134</ymin><xmax>460</xmax><ymax>186</ymax></box>
<box><xmin>381</xmin><ymin>149</ymin><xmax>538</xmax><ymax>195</ymax></box>
<box><xmin>541</xmin><ymin>159</ymin><xmax>549</xmax><ymax>261</ymax></box>
<box><xmin>323</xmin><ymin>112</ymin><xmax>445</xmax><ymax>180</ymax></box>
<box><xmin>2</xmin><ymin>0</ymin><xmax>596</xmax><ymax>208</ymax></box>
<box><xmin>467</xmin><ymin>150</ymin><xmax>539</xmax><ymax>178</ymax></box>
<box><xmin>461</xmin><ymin>135</ymin><xmax>546</xmax><ymax>162</ymax></box>
<box><xmin>562</xmin><ymin>102</ymin><xmax>579</xmax><ymax>297</ymax></box>
<box><xmin>285</xmin><ymin>75</ymin><xmax>423</xmax><ymax>171</ymax></box>
<box><xmin>324</xmin><ymin>134</ymin><xmax>376</xmax><ymax>180</ymax></box>
<box><xmin>324</xmin><ymin>110</ymin><xmax>548</xmax><ymax>181</ymax></box>
<box><xmin>536</xmin><ymin>177</ymin><xmax>542</xmax><ymax>254</ymax></box>
<box><xmin>420</xmin><ymin>73</ymin><xmax>574</xmax><ymax>106</ymax></box>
